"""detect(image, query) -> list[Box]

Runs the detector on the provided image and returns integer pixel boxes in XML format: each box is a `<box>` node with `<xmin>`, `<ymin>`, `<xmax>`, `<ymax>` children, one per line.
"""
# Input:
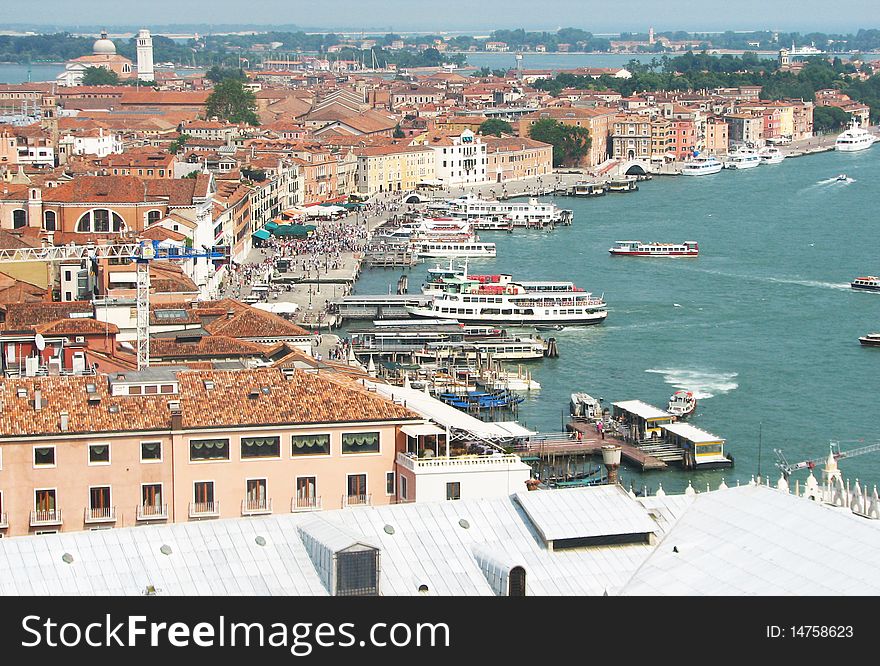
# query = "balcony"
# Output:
<box><xmin>84</xmin><ymin>506</ymin><xmax>116</xmax><ymax>524</ymax></box>
<box><xmin>241</xmin><ymin>498</ymin><xmax>272</xmax><ymax>516</ymax></box>
<box><xmin>30</xmin><ymin>509</ymin><xmax>63</xmax><ymax>527</ymax></box>
<box><xmin>136</xmin><ymin>504</ymin><xmax>168</xmax><ymax>521</ymax></box>
<box><xmin>343</xmin><ymin>494</ymin><xmax>372</xmax><ymax>508</ymax></box>
<box><xmin>188</xmin><ymin>501</ymin><xmax>220</xmax><ymax>518</ymax></box>
<box><xmin>0</xmin><ymin>512</ymin><xmax>7</xmax><ymax>529</ymax></box>
<box><xmin>397</xmin><ymin>451</ymin><xmax>524</xmax><ymax>472</ymax></box>
<box><xmin>291</xmin><ymin>496</ymin><xmax>322</xmax><ymax>512</ymax></box>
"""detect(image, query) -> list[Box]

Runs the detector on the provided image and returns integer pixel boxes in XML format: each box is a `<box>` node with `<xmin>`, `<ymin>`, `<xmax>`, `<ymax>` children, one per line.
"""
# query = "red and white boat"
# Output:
<box><xmin>667</xmin><ymin>391</ymin><xmax>697</xmax><ymax>418</ymax></box>
<box><xmin>609</xmin><ymin>240</ymin><xmax>699</xmax><ymax>257</ymax></box>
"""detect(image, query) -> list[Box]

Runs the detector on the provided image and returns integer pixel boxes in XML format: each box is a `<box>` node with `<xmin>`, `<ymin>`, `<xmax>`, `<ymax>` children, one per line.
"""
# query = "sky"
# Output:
<box><xmin>2</xmin><ymin>0</ymin><xmax>878</xmax><ymax>34</ymax></box>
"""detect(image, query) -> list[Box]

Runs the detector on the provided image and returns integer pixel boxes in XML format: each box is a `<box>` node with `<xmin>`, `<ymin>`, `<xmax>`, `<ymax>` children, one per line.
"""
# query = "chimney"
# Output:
<box><xmin>60</xmin><ymin>411</ymin><xmax>69</xmax><ymax>431</ymax></box>
<box><xmin>227</xmin><ymin>309</ymin><xmax>234</xmax><ymax>319</ymax></box>
<box><xmin>34</xmin><ymin>387</ymin><xmax>42</xmax><ymax>411</ymax></box>
<box><xmin>170</xmin><ymin>408</ymin><xmax>183</xmax><ymax>430</ymax></box>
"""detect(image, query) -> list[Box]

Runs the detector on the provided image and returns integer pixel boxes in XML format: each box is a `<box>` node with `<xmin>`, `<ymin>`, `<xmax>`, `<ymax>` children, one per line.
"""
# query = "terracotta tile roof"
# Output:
<box><xmin>144</xmin><ymin>178</ymin><xmax>200</xmax><ymax>206</ymax></box>
<box><xmin>148</xmin><ymin>335</ymin><xmax>276</xmax><ymax>360</ymax></box>
<box><xmin>3</xmin><ymin>301</ymin><xmax>93</xmax><ymax>330</ymax></box>
<box><xmin>205</xmin><ymin>306</ymin><xmax>309</xmax><ymax>338</ymax></box>
<box><xmin>44</xmin><ymin>175</ymin><xmax>147</xmax><ymax>204</ymax></box>
<box><xmin>0</xmin><ymin>228</ymin><xmax>42</xmax><ymax>249</ymax></box>
<box><xmin>35</xmin><ymin>317</ymin><xmax>119</xmax><ymax>336</ymax></box>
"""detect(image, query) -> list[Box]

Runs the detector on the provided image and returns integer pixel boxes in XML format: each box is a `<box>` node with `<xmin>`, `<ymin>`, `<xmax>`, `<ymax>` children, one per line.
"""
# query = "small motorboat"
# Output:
<box><xmin>837</xmin><ymin>174</ymin><xmax>848</xmax><ymax>181</ymax></box>
<box><xmin>667</xmin><ymin>390</ymin><xmax>697</xmax><ymax>418</ymax></box>
<box><xmin>535</xmin><ymin>324</ymin><xmax>565</xmax><ymax>331</ymax></box>
<box><xmin>859</xmin><ymin>333</ymin><xmax>880</xmax><ymax>347</ymax></box>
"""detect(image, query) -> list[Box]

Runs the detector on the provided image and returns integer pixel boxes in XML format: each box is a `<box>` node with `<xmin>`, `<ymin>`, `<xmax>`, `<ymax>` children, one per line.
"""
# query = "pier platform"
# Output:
<box><xmin>513</xmin><ymin>423</ymin><xmax>667</xmax><ymax>471</ymax></box>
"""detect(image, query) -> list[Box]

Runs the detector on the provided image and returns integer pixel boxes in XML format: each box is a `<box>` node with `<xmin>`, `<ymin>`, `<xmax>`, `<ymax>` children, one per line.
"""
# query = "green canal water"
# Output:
<box><xmin>353</xmin><ymin>147</ymin><xmax>880</xmax><ymax>492</ymax></box>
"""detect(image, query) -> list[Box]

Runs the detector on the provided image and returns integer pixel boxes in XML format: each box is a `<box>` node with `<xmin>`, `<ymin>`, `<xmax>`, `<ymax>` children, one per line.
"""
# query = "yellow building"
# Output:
<box><xmin>354</xmin><ymin>145</ymin><xmax>436</xmax><ymax>195</ymax></box>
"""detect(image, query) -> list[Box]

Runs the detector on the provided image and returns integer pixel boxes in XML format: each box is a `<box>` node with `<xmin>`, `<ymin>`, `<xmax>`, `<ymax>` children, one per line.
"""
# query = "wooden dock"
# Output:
<box><xmin>512</xmin><ymin>423</ymin><xmax>667</xmax><ymax>471</ymax></box>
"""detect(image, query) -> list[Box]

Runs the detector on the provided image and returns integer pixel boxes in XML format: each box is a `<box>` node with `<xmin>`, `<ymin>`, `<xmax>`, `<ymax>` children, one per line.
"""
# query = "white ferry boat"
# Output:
<box><xmin>836</xmin><ymin>119</ymin><xmax>876</xmax><ymax>152</ymax></box>
<box><xmin>667</xmin><ymin>390</ymin><xmax>697</xmax><ymax>418</ymax></box>
<box><xmin>680</xmin><ymin>154</ymin><xmax>723</xmax><ymax>176</ymax></box>
<box><xmin>413</xmin><ymin>337</ymin><xmax>547</xmax><ymax>361</ymax></box>
<box><xmin>377</xmin><ymin>218</ymin><xmax>473</xmax><ymax>241</ymax></box>
<box><xmin>851</xmin><ymin>276</ymin><xmax>880</xmax><ymax>292</ymax></box>
<box><xmin>440</xmin><ymin>194</ymin><xmax>573</xmax><ymax>227</ymax></box>
<box><xmin>724</xmin><ymin>148</ymin><xmax>762</xmax><ymax>170</ymax></box>
<box><xmin>609</xmin><ymin>240</ymin><xmax>699</xmax><ymax>257</ymax></box>
<box><xmin>412</xmin><ymin>240</ymin><xmax>496</xmax><ymax>258</ymax></box>
<box><xmin>758</xmin><ymin>146</ymin><xmax>785</xmax><ymax>164</ymax></box>
<box><xmin>407</xmin><ymin>283</ymin><xmax>608</xmax><ymax>326</ymax></box>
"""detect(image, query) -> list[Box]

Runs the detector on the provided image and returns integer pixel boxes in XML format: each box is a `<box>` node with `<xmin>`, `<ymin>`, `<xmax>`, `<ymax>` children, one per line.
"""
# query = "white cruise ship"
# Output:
<box><xmin>680</xmin><ymin>154</ymin><xmax>723</xmax><ymax>176</ymax></box>
<box><xmin>408</xmin><ymin>280</ymin><xmax>608</xmax><ymax>326</ymax></box>
<box><xmin>836</xmin><ymin>119</ymin><xmax>876</xmax><ymax>152</ymax></box>
<box><xmin>434</xmin><ymin>194</ymin><xmax>573</xmax><ymax>227</ymax></box>
<box><xmin>724</xmin><ymin>148</ymin><xmax>762</xmax><ymax>169</ymax></box>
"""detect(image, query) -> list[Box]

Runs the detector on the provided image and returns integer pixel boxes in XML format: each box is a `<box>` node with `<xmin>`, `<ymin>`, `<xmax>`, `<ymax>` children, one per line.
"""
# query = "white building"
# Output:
<box><xmin>59</xmin><ymin>127</ymin><xmax>123</xmax><ymax>158</ymax></box>
<box><xmin>428</xmin><ymin>129</ymin><xmax>489</xmax><ymax>187</ymax></box>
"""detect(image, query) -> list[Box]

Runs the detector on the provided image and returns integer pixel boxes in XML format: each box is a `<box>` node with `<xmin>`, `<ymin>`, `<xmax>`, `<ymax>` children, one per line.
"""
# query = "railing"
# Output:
<box><xmin>343</xmin><ymin>494</ymin><xmax>372</xmax><ymax>507</ymax></box>
<box><xmin>136</xmin><ymin>504</ymin><xmax>168</xmax><ymax>521</ymax></box>
<box><xmin>30</xmin><ymin>509</ymin><xmax>62</xmax><ymax>526</ymax></box>
<box><xmin>397</xmin><ymin>451</ymin><xmax>523</xmax><ymax>472</ymax></box>
<box><xmin>241</xmin><ymin>498</ymin><xmax>273</xmax><ymax>516</ymax></box>
<box><xmin>291</xmin><ymin>496</ymin><xmax>322</xmax><ymax>512</ymax></box>
<box><xmin>188</xmin><ymin>501</ymin><xmax>220</xmax><ymax>518</ymax></box>
<box><xmin>84</xmin><ymin>506</ymin><xmax>116</xmax><ymax>523</ymax></box>
<box><xmin>0</xmin><ymin>512</ymin><xmax>7</xmax><ymax>529</ymax></box>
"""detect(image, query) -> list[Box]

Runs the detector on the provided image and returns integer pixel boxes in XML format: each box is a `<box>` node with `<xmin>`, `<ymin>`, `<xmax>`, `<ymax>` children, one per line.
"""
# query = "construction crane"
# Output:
<box><xmin>774</xmin><ymin>441</ymin><xmax>880</xmax><ymax>480</ymax></box>
<box><xmin>0</xmin><ymin>240</ymin><xmax>223</xmax><ymax>370</ymax></box>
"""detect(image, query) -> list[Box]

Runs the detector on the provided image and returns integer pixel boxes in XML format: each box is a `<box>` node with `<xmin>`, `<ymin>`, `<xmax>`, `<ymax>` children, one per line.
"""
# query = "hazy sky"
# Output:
<box><xmin>3</xmin><ymin>0</ymin><xmax>878</xmax><ymax>33</ymax></box>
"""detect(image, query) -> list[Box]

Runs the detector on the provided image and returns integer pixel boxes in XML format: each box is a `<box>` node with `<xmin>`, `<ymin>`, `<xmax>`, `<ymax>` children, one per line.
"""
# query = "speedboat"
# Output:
<box><xmin>837</xmin><ymin>174</ymin><xmax>848</xmax><ymax>181</ymax></box>
<box><xmin>758</xmin><ymin>146</ymin><xmax>785</xmax><ymax>164</ymax></box>
<box><xmin>836</xmin><ymin>119</ymin><xmax>876</xmax><ymax>152</ymax></box>
<box><xmin>667</xmin><ymin>390</ymin><xmax>697</xmax><ymax>418</ymax></box>
<box><xmin>859</xmin><ymin>333</ymin><xmax>880</xmax><ymax>347</ymax></box>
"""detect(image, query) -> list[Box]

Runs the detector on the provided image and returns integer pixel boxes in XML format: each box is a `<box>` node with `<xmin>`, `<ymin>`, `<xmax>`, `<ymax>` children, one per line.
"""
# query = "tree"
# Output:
<box><xmin>205</xmin><ymin>78</ymin><xmax>259</xmax><ymax>125</ymax></box>
<box><xmin>82</xmin><ymin>66</ymin><xmax>119</xmax><ymax>86</ymax></box>
<box><xmin>528</xmin><ymin>118</ymin><xmax>591</xmax><ymax>167</ymax></box>
<box><xmin>241</xmin><ymin>167</ymin><xmax>267</xmax><ymax>182</ymax></box>
<box><xmin>205</xmin><ymin>65</ymin><xmax>245</xmax><ymax>83</ymax></box>
<box><xmin>813</xmin><ymin>105</ymin><xmax>851</xmax><ymax>133</ymax></box>
<box><xmin>393</xmin><ymin>124</ymin><xmax>405</xmax><ymax>139</ymax></box>
<box><xmin>479</xmin><ymin>119</ymin><xmax>513</xmax><ymax>137</ymax></box>
<box><xmin>169</xmin><ymin>133</ymin><xmax>190</xmax><ymax>155</ymax></box>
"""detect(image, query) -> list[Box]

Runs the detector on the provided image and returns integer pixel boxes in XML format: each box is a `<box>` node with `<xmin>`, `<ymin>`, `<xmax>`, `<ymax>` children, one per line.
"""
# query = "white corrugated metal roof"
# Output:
<box><xmin>514</xmin><ymin>485</ymin><xmax>660</xmax><ymax>542</ymax></box>
<box><xmin>662</xmin><ymin>422</ymin><xmax>724</xmax><ymax>443</ymax></box>
<box><xmin>612</xmin><ymin>400</ymin><xmax>672</xmax><ymax>420</ymax></box>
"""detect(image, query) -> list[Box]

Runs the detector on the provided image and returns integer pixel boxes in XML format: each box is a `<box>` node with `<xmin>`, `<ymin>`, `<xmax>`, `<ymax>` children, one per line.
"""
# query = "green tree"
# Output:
<box><xmin>478</xmin><ymin>118</ymin><xmax>513</xmax><ymax>137</ymax></box>
<box><xmin>205</xmin><ymin>78</ymin><xmax>259</xmax><ymax>125</ymax></box>
<box><xmin>528</xmin><ymin>118</ymin><xmax>591</xmax><ymax>167</ymax></box>
<box><xmin>393</xmin><ymin>124</ymin><xmax>405</xmax><ymax>139</ymax></box>
<box><xmin>82</xmin><ymin>66</ymin><xmax>119</xmax><ymax>85</ymax></box>
<box><xmin>813</xmin><ymin>106</ymin><xmax>851</xmax><ymax>133</ymax></box>
<box><xmin>205</xmin><ymin>65</ymin><xmax>246</xmax><ymax>83</ymax></box>
<box><xmin>169</xmin><ymin>133</ymin><xmax>190</xmax><ymax>154</ymax></box>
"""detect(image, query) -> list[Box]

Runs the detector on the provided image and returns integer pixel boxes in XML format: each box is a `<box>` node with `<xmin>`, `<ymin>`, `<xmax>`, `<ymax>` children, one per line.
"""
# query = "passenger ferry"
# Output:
<box><xmin>376</xmin><ymin>218</ymin><xmax>473</xmax><ymax>241</ymax></box>
<box><xmin>680</xmin><ymin>154</ymin><xmax>723</xmax><ymax>176</ymax></box>
<box><xmin>758</xmin><ymin>146</ymin><xmax>785</xmax><ymax>164</ymax></box>
<box><xmin>724</xmin><ymin>148</ymin><xmax>761</xmax><ymax>169</ymax></box>
<box><xmin>435</xmin><ymin>194</ymin><xmax>573</xmax><ymax>227</ymax></box>
<box><xmin>851</xmin><ymin>276</ymin><xmax>880</xmax><ymax>292</ymax></box>
<box><xmin>606</xmin><ymin>177</ymin><xmax>639</xmax><ymax>192</ymax></box>
<box><xmin>413</xmin><ymin>337</ymin><xmax>547</xmax><ymax>362</ymax></box>
<box><xmin>412</xmin><ymin>240</ymin><xmax>496</xmax><ymax>258</ymax></box>
<box><xmin>836</xmin><ymin>119</ymin><xmax>877</xmax><ymax>152</ymax></box>
<box><xmin>571</xmin><ymin>181</ymin><xmax>606</xmax><ymax>196</ymax></box>
<box><xmin>407</xmin><ymin>285</ymin><xmax>608</xmax><ymax>326</ymax></box>
<box><xmin>667</xmin><ymin>391</ymin><xmax>697</xmax><ymax>418</ymax></box>
<box><xmin>609</xmin><ymin>240</ymin><xmax>699</xmax><ymax>257</ymax></box>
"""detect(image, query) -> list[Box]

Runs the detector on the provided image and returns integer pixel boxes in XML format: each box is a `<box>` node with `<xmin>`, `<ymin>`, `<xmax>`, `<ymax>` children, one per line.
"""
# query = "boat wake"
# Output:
<box><xmin>645</xmin><ymin>368</ymin><xmax>738</xmax><ymax>400</ymax></box>
<box><xmin>666</xmin><ymin>265</ymin><xmax>850</xmax><ymax>291</ymax></box>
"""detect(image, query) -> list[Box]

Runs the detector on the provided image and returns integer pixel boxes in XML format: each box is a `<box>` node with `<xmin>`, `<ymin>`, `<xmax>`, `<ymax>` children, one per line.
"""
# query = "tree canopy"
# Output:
<box><xmin>82</xmin><ymin>66</ymin><xmax>119</xmax><ymax>86</ymax></box>
<box><xmin>528</xmin><ymin>119</ymin><xmax>591</xmax><ymax>167</ymax></box>
<box><xmin>813</xmin><ymin>106</ymin><xmax>851</xmax><ymax>132</ymax></box>
<box><xmin>479</xmin><ymin>119</ymin><xmax>513</xmax><ymax>137</ymax></box>
<box><xmin>205</xmin><ymin>78</ymin><xmax>259</xmax><ymax>125</ymax></box>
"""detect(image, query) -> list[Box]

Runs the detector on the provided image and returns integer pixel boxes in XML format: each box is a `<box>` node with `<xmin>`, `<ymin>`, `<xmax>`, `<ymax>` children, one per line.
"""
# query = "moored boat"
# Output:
<box><xmin>680</xmin><ymin>154</ymin><xmax>723</xmax><ymax>176</ymax></box>
<box><xmin>758</xmin><ymin>146</ymin><xmax>785</xmax><ymax>164</ymax></box>
<box><xmin>836</xmin><ymin>119</ymin><xmax>877</xmax><ymax>152</ymax></box>
<box><xmin>609</xmin><ymin>240</ymin><xmax>699</xmax><ymax>257</ymax></box>
<box><xmin>724</xmin><ymin>147</ymin><xmax>762</xmax><ymax>169</ymax></box>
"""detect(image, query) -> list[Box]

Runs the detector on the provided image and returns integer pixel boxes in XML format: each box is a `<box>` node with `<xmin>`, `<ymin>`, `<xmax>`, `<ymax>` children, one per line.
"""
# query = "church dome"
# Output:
<box><xmin>93</xmin><ymin>31</ymin><xmax>117</xmax><ymax>55</ymax></box>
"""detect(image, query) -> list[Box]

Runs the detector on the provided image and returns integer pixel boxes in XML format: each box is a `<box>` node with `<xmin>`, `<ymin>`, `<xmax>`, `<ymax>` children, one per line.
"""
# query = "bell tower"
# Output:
<box><xmin>137</xmin><ymin>29</ymin><xmax>154</xmax><ymax>82</ymax></box>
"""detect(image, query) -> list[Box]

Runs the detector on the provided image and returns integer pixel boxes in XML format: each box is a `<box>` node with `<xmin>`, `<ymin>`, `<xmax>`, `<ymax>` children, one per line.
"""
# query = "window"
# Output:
<box><xmin>291</xmin><ymin>433</ymin><xmax>330</xmax><ymax>456</ymax></box>
<box><xmin>342</xmin><ymin>432</ymin><xmax>379</xmax><ymax>454</ymax></box>
<box><xmin>34</xmin><ymin>446</ymin><xmax>55</xmax><ymax>467</ymax></box>
<box><xmin>336</xmin><ymin>548</ymin><xmax>379</xmax><ymax>596</ymax></box>
<box><xmin>446</xmin><ymin>482</ymin><xmax>461</xmax><ymax>501</ymax></box>
<box><xmin>508</xmin><ymin>566</ymin><xmax>526</xmax><ymax>596</ymax></box>
<box><xmin>89</xmin><ymin>486</ymin><xmax>111</xmax><ymax>512</ymax></box>
<box><xmin>140</xmin><ymin>441</ymin><xmax>162</xmax><ymax>462</ymax></box>
<box><xmin>76</xmin><ymin>209</ymin><xmax>125</xmax><ymax>233</ymax></box>
<box><xmin>245</xmin><ymin>478</ymin><xmax>268</xmax><ymax>509</ymax></box>
<box><xmin>142</xmin><ymin>483</ymin><xmax>163</xmax><ymax>508</ymax></box>
<box><xmin>193</xmin><ymin>481</ymin><xmax>214</xmax><ymax>504</ymax></box>
<box><xmin>88</xmin><ymin>443</ymin><xmax>110</xmax><ymax>465</ymax></box>
<box><xmin>34</xmin><ymin>489</ymin><xmax>57</xmax><ymax>512</ymax></box>
<box><xmin>189</xmin><ymin>438</ymin><xmax>229</xmax><ymax>461</ymax></box>
<box><xmin>347</xmin><ymin>474</ymin><xmax>367</xmax><ymax>499</ymax></box>
<box><xmin>147</xmin><ymin>210</ymin><xmax>162</xmax><ymax>225</ymax></box>
<box><xmin>386</xmin><ymin>472</ymin><xmax>395</xmax><ymax>496</ymax></box>
<box><xmin>12</xmin><ymin>209</ymin><xmax>26</xmax><ymax>229</ymax></box>
<box><xmin>43</xmin><ymin>210</ymin><xmax>56</xmax><ymax>231</ymax></box>
<box><xmin>399</xmin><ymin>475</ymin><xmax>408</xmax><ymax>500</ymax></box>
<box><xmin>241</xmin><ymin>435</ymin><xmax>280</xmax><ymax>459</ymax></box>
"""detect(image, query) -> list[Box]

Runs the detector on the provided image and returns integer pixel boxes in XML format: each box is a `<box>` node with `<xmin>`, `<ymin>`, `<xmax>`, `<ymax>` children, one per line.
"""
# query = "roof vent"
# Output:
<box><xmin>458</xmin><ymin>518</ymin><xmax>470</xmax><ymax>529</ymax></box>
<box><xmin>383</xmin><ymin>524</ymin><xmax>395</xmax><ymax>535</ymax></box>
<box><xmin>59</xmin><ymin>411</ymin><xmax>69</xmax><ymax>431</ymax></box>
<box><xmin>260</xmin><ymin>386</ymin><xmax>270</xmax><ymax>395</ymax></box>
<box><xmin>108</xmin><ymin>404</ymin><xmax>120</xmax><ymax>414</ymax></box>
<box><xmin>85</xmin><ymin>383</ymin><xmax>97</xmax><ymax>394</ymax></box>
<box><xmin>16</xmin><ymin>387</ymin><xmax>27</xmax><ymax>399</ymax></box>
<box><xmin>255</xmin><ymin>536</ymin><xmax>267</xmax><ymax>547</ymax></box>
<box><xmin>248</xmin><ymin>389</ymin><xmax>260</xmax><ymax>399</ymax></box>
<box><xmin>168</xmin><ymin>400</ymin><xmax>181</xmax><ymax>410</ymax></box>
<box><xmin>159</xmin><ymin>544</ymin><xmax>173</xmax><ymax>556</ymax></box>
<box><xmin>203</xmin><ymin>380</ymin><xmax>215</xmax><ymax>390</ymax></box>
<box><xmin>61</xmin><ymin>553</ymin><xmax>74</xmax><ymax>564</ymax></box>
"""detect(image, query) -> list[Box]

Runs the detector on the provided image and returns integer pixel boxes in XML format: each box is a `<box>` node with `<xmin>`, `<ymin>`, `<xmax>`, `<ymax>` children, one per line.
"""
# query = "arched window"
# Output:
<box><xmin>508</xmin><ymin>566</ymin><xmax>526</xmax><ymax>597</ymax></box>
<box><xmin>12</xmin><ymin>209</ymin><xmax>26</xmax><ymax>229</ymax></box>
<box><xmin>147</xmin><ymin>209</ymin><xmax>162</xmax><ymax>226</ymax></box>
<box><xmin>76</xmin><ymin>209</ymin><xmax>126</xmax><ymax>233</ymax></box>
<box><xmin>43</xmin><ymin>210</ymin><xmax>56</xmax><ymax>231</ymax></box>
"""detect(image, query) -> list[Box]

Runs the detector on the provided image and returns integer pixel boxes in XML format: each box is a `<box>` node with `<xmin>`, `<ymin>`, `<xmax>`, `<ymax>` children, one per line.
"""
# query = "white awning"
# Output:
<box><xmin>402</xmin><ymin>424</ymin><xmax>446</xmax><ymax>438</ymax></box>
